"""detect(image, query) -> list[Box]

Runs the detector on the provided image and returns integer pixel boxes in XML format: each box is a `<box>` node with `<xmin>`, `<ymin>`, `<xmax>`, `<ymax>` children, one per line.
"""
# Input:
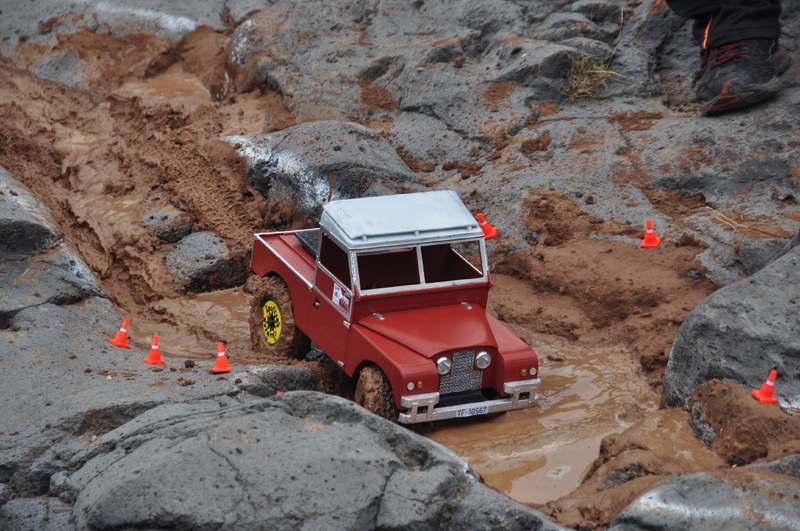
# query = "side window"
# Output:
<box><xmin>421</xmin><ymin>242</ymin><xmax>483</xmax><ymax>283</ymax></box>
<box><xmin>319</xmin><ymin>235</ymin><xmax>351</xmax><ymax>288</ymax></box>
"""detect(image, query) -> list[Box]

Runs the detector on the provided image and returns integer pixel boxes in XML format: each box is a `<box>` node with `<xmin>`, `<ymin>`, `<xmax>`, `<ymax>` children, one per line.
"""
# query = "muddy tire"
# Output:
<box><xmin>249</xmin><ymin>276</ymin><xmax>311</xmax><ymax>361</ymax></box>
<box><xmin>354</xmin><ymin>365</ymin><xmax>399</xmax><ymax>422</ymax></box>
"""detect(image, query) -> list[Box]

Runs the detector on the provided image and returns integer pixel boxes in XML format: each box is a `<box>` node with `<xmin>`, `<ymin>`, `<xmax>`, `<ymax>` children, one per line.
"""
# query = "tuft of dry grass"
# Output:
<box><xmin>562</xmin><ymin>54</ymin><xmax>621</xmax><ymax>100</ymax></box>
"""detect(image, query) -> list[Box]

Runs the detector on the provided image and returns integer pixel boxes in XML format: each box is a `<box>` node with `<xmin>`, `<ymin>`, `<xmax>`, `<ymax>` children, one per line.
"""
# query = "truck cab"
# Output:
<box><xmin>249</xmin><ymin>190</ymin><xmax>539</xmax><ymax>423</ymax></box>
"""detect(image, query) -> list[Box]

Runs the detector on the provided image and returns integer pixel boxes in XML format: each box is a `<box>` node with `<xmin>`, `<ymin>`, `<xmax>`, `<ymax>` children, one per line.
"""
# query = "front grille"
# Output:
<box><xmin>439</xmin><ymin>349</ymin><xmax>483</xmax><ymax>395</ymax></box>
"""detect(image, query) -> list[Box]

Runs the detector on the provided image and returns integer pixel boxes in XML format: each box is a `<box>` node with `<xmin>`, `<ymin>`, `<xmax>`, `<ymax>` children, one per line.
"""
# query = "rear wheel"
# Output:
<box><xmin>249</xmin><ymin>276</ymin><xmax>311</xmax><ymax>361</ymax></box>
<box><xmin>354</xmin><ymin>365</ymin><xmax>399</xmax><ymax>422</ymax></box>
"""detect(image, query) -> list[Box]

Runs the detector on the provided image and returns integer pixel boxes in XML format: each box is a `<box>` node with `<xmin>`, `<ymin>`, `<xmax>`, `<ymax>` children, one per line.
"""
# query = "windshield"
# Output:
<box><xmin>356</xmin><ymin>240</ymin><xmax>486</xmax><ymax>294</ymax></box>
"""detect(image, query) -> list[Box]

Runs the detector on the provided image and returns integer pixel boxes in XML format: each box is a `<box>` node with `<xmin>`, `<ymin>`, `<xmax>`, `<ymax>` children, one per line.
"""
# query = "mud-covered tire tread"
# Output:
<box><xmin>249</xmin><ymin>276</ymin><xmax>311</xmax><ymax>361</ymax></box>
<box><xmin>354</xmin><ymin>365</ymin><xmax>399</xmax><ymax>422</ymax></box>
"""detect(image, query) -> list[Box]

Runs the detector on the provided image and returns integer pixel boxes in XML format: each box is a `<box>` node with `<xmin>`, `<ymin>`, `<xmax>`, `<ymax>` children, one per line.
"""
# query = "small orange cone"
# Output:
<box><xmin>143</xmin><ymin>335</ymin><xmax>165</xmax><ymax>365</ymax></box>
<box><xmin>212</xmin><ymin>342</ymin><xmax>231</xmax><ymax>373</ymax></box>
<box><xmin>639</xmin><ymin>219</ymin><xmax>661</xmax><ymax>248</ymax></box>
<box><xmin>108</xmin><ymin>318</ymin><xmax>132</xmax><ymax>349</ymax></box>
<box><xmin>476</xmin><ymin>213</ymin><xmax>497</xmax><ymax>239</ymax></box>
<box><xmin>752</xmin><ymin>369</ymin><xmax>779</xmax><ymax>404</ymax></box>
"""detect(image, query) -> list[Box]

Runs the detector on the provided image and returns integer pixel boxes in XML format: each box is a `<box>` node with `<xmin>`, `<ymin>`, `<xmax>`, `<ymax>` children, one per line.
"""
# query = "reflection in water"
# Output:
<box><xmin>415</xmin><ymin>339</ymin><xmax>658</xmax><ymax>504</ymax></box>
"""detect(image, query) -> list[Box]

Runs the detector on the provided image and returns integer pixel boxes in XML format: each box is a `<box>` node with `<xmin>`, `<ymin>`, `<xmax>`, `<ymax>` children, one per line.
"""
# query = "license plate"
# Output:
<box><xmin>455</xmin><ymin>405</ymin><xmax>489</xmax><ymax>418</ymax></box>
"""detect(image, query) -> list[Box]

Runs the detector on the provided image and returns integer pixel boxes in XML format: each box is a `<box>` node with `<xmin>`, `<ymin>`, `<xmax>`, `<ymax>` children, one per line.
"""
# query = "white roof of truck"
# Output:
<box><xmin>320</xmin><ymin>190</ymin><xmax>483</xmax><ymax>249</ymax></box>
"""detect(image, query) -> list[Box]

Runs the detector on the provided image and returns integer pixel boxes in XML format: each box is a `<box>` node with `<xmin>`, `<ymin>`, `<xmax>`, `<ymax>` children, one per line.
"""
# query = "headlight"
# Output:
<box><xmin>436</xmin><ymin>356</ymin><xmax>452</xmax><ymax>375</ymax></box>
<box><xmin>475</xmin><ymin>351</ymin><xmax>491</xmax><ymax>369</ymax></box>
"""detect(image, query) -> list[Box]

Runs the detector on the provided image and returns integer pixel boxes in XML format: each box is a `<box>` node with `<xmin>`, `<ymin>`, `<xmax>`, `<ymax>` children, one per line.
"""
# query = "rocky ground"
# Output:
<box><xmin>1</xmin><ymin>0</ymin><xmax>799</xmax><ymax>529</ymax></box>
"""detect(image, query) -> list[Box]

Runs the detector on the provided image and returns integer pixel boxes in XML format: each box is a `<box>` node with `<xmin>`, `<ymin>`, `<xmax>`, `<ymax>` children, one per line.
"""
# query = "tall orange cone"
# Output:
<box><xmin>143</xmin><ymin>335</ymin><xmax>165</xmax><ymax>365</ymax></box>
<box><xmin>108</xmin><ymin>318</ymin><xmax>132</xmax><ymax>348</ymax></box>
<box><xmin>752</xmin><ymin>369</ymin><xmax>779</xmax><ymax>404</ymax></box>
<box><xmin>212</xmin><ymin>342</ymin><xmax>231</xmax><ymax>373</ymax></box>
<box><xmin>476</xmin><ymin>213</ymin><xmax>498</xmax><ymax>239</ymax></box>
<box><xmin>639</xmin><ymin>219</ymin><xmax>661</xmax><ymax>248</ymax></box>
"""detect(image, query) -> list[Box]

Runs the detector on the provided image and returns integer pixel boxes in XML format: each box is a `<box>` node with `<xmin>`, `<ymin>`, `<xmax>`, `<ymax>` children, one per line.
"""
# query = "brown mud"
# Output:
<box><xmin>2</xmin><ymin>27</ymin><xmax>798</xmax><ymax>530</ymax></box>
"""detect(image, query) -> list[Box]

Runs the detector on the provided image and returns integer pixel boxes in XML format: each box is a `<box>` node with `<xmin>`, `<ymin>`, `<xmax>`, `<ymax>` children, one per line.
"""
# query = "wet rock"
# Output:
<box><xmin>0</xmin><ymin>166</ymin><xmax>59</xmax><ymax>261</ymax></box>
<box><xmin>59</xmin><ymin>392</ymin><xmax>566</xmax><ymax>530</ymax></box>
<box><xmin>736</xmin><ymin>238</ymin><xmax>787</xmax><ymax>276</ymax></box>
<box><xmin>223</xmin><ymin>121</ymin><xmax>422</xmax><ymax>223</ymax></box>
<box><xmin>236</xmin><ymin>365</ymin><xmax>317</xmax><ymax>397</ymax></box>
<box><xmin>609</xmin><ymin>471</ymin><xmax>800</xmax><ymax>531</ymax></box>
<box><xmin>663</xmin><ymin>246</ymin><xmax>800</xmax><ymax>409</ymax></box>
<box><xmin>0</xmin><ymin>245</ymin><xmax>104</xmax><ymax>329</ymax></box>
<box><xmin>164</xmin><ymin>231</ymin><xmax>247</xmax><ymax>293</ymax></box>
<box><xmin>141</xmin><ymin>201</ymin><xmax>193</xmax><ymax>243</ymax></box>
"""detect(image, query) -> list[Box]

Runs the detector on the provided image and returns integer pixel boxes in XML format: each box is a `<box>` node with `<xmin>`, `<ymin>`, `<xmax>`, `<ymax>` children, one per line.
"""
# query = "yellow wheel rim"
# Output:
<box><xmin>262</xmin><ymin>300</ymin><xmax>282</xmax><ymax>345</ymax></box>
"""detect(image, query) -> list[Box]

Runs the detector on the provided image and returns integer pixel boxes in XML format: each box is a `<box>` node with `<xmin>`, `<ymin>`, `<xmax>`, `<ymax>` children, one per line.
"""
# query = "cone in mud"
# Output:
<box><xmin>752</xmin><ymin>369</ymin><xmax>779</xmax><ymax>404</ymax></box>
<box><xmin>108</xmin><ymin>318</ymin><xmax>132</xmax><ymax>349</ymax></box>
<box><xmin>476</xmin><ymin>212</ymin><xmax>497</xmax><ymax>239</ymax></box>
<box><xmin>639</xmin><ymin>219</ymin><xmax>661</xmax><ymax>248</ymax></box>
<box><xmin>212</xmin><ymin>342</ymin><xmax>231</xmax><ymax>373</ymax></box>
<box><xmin>143</xmin><ymin>335</ymin><xmax>165</xmax><ymax>365</ymax></box>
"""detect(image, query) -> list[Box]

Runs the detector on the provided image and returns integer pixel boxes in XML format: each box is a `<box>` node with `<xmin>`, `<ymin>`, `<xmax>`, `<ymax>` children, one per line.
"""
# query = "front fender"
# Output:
<box><xmin>348</xmin><ymin>324</ymin><xmax>437</xmax><ymax>409</ymax></box>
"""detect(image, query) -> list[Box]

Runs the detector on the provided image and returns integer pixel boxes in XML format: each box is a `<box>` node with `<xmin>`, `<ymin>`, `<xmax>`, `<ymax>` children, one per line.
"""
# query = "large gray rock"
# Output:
<box><xmin>609</xmin><ymin>471</ymin><xmax>800</xmax><ymax>531</ymax></box>
<box><xmin>0</xmin><ymin>166</ymin><xmax>60</xmax><ymax>261</ymax></box>
<box><xmin>164</xmin><ymin>231</ymin><xmax>248</xmax><ymax>293</ymax></box>
<box><xmin>663</xmin><ymin>246</ymin><xmax>800</xmax><ymax>409</ymax></box>
<box><xmin>0</xmin><ymin>290</ymin><xmax>316</xmax><ymax>501</ymax></box>
<box><xmin>223</xmin><ymin>121</ymin><xmax>423</xmax><ymax>222</ymax></box>
<box><xmin>0</xmin><ymin>244</ymin><xmax>103</xmax><ymax>329</ymax></box>
<box><xmin>141</xmin><ymin>200</ymin><xmax>193</xmax><ymax>244</ymax></box>
<box><xmin>58</xmin><ymin>392</ymin><xmax>566</xmax><ymax>531</ymax></box>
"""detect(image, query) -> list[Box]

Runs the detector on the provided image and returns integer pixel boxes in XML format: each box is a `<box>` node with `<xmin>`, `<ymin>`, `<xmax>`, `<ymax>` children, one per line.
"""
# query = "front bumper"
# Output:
<box><xmin>397</xmin><ymin>378</ymin><xmax>541</xmax><ymax>424</ymax></box>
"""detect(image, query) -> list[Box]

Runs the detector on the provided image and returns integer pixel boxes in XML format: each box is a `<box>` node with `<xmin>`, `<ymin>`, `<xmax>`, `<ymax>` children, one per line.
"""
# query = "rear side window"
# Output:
<box><xmin>319</xmin><ymin>235</ymin><xmax>351</xmax><ymax>288</ymax></box>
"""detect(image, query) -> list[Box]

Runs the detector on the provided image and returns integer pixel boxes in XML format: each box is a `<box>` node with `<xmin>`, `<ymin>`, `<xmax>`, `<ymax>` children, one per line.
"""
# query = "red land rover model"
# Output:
<box><xmin>248</xmin><ymin>190</ymin><xmax>540</xmax><ymax>423</ymax></box>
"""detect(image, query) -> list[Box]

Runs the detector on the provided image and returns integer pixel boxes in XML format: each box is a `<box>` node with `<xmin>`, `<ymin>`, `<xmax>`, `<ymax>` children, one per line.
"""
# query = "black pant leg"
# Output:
<box><xmin>665</xmin><ymin>0</ymin><xmax>782</xmax><ymax>48</ymax></box>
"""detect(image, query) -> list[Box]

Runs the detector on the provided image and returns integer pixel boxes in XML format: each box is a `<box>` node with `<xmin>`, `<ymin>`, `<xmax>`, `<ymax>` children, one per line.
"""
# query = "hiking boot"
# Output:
<box><xmin>696</xmin><ymin>39</ymin><xmax>790</xmax><ymax>116</ymax></box>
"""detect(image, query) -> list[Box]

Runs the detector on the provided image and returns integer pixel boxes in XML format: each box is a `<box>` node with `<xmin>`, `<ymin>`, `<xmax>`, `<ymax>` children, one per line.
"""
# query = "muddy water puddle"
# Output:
<box><xmin>415</xmin><ymin>340</ymin><xmax>658</xmax><ymax>505</ymax></box>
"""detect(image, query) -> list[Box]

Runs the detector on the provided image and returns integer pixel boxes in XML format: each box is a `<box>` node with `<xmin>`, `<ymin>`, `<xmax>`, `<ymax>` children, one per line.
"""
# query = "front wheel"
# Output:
<box><xmin>354</xmin><ymin>365</ymin><xmax>399</xmax><ymax>422</ymax></box>
<box><xmin>249</xmin><ymin>276</ymin><xmax>311</xmax><ymax>362</ymax></box>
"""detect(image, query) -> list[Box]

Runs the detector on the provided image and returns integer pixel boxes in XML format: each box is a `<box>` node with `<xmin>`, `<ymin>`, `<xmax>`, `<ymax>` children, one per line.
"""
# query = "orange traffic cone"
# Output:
<box><xmin>639</xmin><ymin>219</ymin><xmax>661</xmax><ymax>248</ymax></box>
<box><xmin>143</xmin><ymin>335</ymin><xmax>165</xmax><ymax>365</ymax></box>
<box><xmin>752</xmin><ymin>369</ymin><xmax>779</xmax><ymax>404</ymax></box>
<box><xmin>212</xmin><ymin>342</ymin><xmax>231</xmax><ymax>373</ymax></box>
<box><xmin>476</xmin><ymin>213</ymin><xmax>497</xmax><ymax>239</ymax></box>
<box><xmin>108</xmin><ymin>318</ymin><xmax>132</xmax><ymax>348</ymax></box>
